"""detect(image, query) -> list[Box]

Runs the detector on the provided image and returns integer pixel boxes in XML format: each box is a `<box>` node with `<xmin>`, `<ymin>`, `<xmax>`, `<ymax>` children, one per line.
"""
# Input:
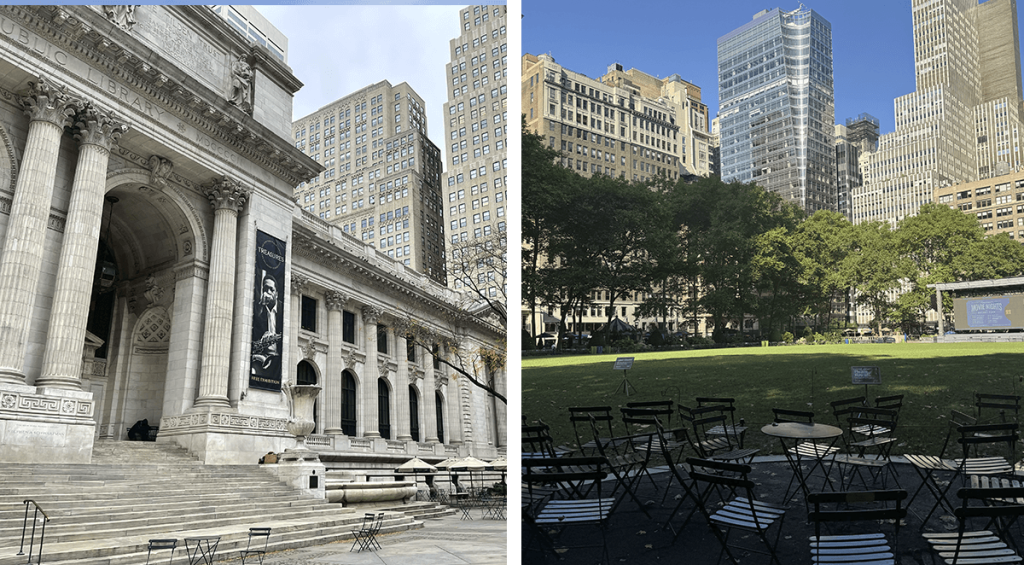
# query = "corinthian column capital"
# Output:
<box><xmin>72</xmin><ymin>102</ymin><xmax>129</xmax><ymax>151</ymax></box>
<box><xmin>202</xmin><ymin>176</ymin><xmax>251</xmax><ymax>212</ymax></box>
<box><xmin>290</xmin><ymin>273</ymin><xmax>309</xmax><ymax>297</ymax></box>
<box><xmin>325</xmin><ymin>289</ymin><xmax>349</xmax><ymax>311</ymax></box>
<box><xmin>361</xmin><ymin>305</ymin><xmax>383</xmax><ymax>325</ymax></box>
<box><xmin>19</xmin><ymin>77</ymin><xmax>75</xmax><ymax>127</ymax></box>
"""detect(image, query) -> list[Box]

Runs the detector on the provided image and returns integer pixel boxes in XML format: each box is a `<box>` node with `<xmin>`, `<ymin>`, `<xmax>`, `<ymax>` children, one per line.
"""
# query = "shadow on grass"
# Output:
<box><xmin>523</xmin><ymin>344</ymin><xmax>1024</xmax><ymax>456</ymax></box>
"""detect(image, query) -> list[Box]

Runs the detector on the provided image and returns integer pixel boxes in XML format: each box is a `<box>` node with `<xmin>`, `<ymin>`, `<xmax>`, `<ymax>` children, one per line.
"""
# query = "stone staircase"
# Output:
<box><xmin>0</xmin><ymin>441</ymin><xmax>424</xmax><ymax>565</ymax></box>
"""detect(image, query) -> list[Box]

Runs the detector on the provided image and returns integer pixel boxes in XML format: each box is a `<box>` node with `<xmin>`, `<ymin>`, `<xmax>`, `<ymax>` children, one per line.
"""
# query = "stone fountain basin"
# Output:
<box><xmin>324</xmin><ymin>479</ymin><xmax>418</xmax><ymax>504</ymax></box>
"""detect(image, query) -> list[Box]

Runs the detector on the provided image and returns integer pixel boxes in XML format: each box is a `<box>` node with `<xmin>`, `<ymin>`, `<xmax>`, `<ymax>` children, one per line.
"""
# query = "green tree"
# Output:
<box><xmin>845</xmin><ymin>221</ymin><xmax>905</xmax><ymax>335</ymax></box>
<box><xmin>791</xmin><ymin>210</ymin><xmax>855</xmax><ymax>332</ymax></box>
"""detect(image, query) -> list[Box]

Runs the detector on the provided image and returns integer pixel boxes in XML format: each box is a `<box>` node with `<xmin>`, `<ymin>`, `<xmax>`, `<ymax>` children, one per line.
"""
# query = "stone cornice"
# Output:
<box><xmin>290</xmin><ymin>215</ymin><xmax>503</xmax><ymax>338</ymax></box>
<box><xmin>0</xmin><ymin>5</ymin><xmax>321</xmax><ymax>186</ymax></box>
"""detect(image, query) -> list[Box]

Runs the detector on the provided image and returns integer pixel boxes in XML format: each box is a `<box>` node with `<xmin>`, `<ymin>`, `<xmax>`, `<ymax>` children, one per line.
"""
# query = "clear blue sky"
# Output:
<box><xmin>523</xmin><ymin>0</ymin><xmax>1024</xmax><ymax>135</ymax></box>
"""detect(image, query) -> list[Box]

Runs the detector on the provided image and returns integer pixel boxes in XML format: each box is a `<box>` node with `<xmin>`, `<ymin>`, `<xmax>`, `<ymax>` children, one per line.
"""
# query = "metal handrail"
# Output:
<box><xmin>17</xmin><ymin>499</ymin><xmax>49</xmax><ymax>565</ymax></box>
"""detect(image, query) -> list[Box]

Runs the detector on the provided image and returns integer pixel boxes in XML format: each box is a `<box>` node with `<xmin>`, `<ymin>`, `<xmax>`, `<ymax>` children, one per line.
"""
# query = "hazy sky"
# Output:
<box><xmin>256</xmin><ymin>4</ymin><xmax>462</xmax><ymax>160</ymax></box>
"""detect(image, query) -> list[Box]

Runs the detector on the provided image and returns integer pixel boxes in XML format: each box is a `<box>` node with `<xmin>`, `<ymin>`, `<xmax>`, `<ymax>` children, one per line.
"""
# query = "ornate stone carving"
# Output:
<box><xmin>290</xmin><ymin>273</ymin><xmax>309</xmax><ymax>297</ymax></box>
<box><xmin>362</xmin><ymin>305</ymin><xmax>383</xmax><ymax>325</ymax></box>
<box><xmin>344</xmin><ymin>349</ymin><xmax>358</xmax><ymax>372</ymax></box>
<box><xmin>147</xmin><ymin>155</ymin><xmax>173</xmax><ymax>187</ymax></box>
<box><xmin>324</xmin><ymin>289</ymin><xmax>348</xmax><ymax>311</ymax></box>
<box><xmin>143</xmin><ymin>274</ymin><xmax>164</xmax><ymax>305</ymax></box>
<box><xmin>228</xmin><ymin>57</ymin><xmax>253</xmax><ymax>113</ymax></box>
<box><xmin>378</xmin><ymin>359</ymin><xmax>389</xmax><ymax>379</ymax></box>
<box><xmin>202</xmin><ymin>176</ymin><xmax>251</xmax><ymax>212</ymax></box>
<box><xmin>300</xmin><ymin>341</ymin><xmax>316</xmax><ymax>361</ymax></box>
<box><xmin>19</xmin><ymin>77</ymin><xmax>75</xmax><ymax>128</ymax></box>
<box><xmin>71</xmin><ymin>102</ymin><xmax>129</xmax><ymax>151</ymax></box>
<box><xmin>102</xmin><ymin>5</ymin><xmax>138</xmax><ymax>31</ymax></box>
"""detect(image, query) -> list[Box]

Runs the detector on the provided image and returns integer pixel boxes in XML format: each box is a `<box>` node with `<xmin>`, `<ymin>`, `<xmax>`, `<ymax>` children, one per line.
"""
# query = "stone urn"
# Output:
<box><xmin>279</xmin><ymin>384</ymin><xmax>321</xmax><ymax>463</ymax></box>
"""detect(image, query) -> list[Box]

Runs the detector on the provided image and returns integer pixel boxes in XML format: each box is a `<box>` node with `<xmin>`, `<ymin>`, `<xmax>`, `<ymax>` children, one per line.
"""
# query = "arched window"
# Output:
<box><xmin>435</xmin><ymin>391</ymin><xmax>445</xmax><ymax>444</ymax></box>
<box><xmin>409</xmin><ymin>385</ymin><xmax>420</xmax><ymax>442</ymax></box>
<box><xmin>341</xmin><ymin>371</ymin><xmax>356</xmax><ymax>436</ymax></box>
<box><xmin>378</xmin><ymin>379</ymin><xmax>391</xmax><ymax>439</ymax></box>
<box><xmin>296</xmin><ymin>361</ymin><xmax>318</xmax><ymax>385</ymax></box>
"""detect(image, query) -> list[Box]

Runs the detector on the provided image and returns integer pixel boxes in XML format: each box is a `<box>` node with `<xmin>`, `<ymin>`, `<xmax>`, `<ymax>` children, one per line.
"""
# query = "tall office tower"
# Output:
<box><xmin>852</xmin><ymin>0</ymin><xmax>1024</xmax><ymax>226</ymax></box>
<box><xmin>443</xmin><ymin>5</ymin><xmax>509</xmax><ymax>297</ymax></box>
<box><xmin>718</xmin><ymin>6</ymin><xmax>837</xmax><ymax>214</ymax></box>
<box><xmin>292</xmin><ymin>81</ymin><xmax>447</xmax><ymax>285</ymax></box>
<box><xmin>835</xmin><ymin>114</ymin><xmax>879</xmax><ymax>220</ymax></box>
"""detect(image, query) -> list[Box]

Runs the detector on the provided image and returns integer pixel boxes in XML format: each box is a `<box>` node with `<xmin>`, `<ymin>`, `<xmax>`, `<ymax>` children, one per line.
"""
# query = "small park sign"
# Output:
<box><xmin>851</xmin><ymin>366</ymin><xmax>881</xmax><ymax>385</ymax></box>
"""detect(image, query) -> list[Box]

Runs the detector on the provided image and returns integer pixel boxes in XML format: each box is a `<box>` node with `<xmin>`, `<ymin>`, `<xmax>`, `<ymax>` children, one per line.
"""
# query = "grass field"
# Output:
<box><xmin>522</xmin><ymin>342</ymin><xmax>1024</xmax><ymax>457</ymax></box>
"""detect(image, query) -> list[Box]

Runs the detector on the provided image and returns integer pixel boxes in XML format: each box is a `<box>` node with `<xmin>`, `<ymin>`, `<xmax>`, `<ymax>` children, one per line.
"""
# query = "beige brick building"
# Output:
<box><xmin>935</xmin><ymin>171</ymin><xmax>1024</xmax><ymax>239</ymax></box>
<box><xmin>522</xmin><ymin>53</ymin><xmax>714</xmax><ymax>338</ymax></box>
<box><xmin>443</xmin><ymin>5</ymin><xmax>509</xmax><ymax>301</ymax></box>
<box><xmin>291</xmin><ymin>81</ymin><xmax>447</xmax><ymax>285</ymax></box>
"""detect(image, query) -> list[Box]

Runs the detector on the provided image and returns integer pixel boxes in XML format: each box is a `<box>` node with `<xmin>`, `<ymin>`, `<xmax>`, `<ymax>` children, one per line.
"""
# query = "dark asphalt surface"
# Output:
<box><xmin>522</xmin><ymin>457</ymin><xmax>980</xmax><ymax>564</ymax></box>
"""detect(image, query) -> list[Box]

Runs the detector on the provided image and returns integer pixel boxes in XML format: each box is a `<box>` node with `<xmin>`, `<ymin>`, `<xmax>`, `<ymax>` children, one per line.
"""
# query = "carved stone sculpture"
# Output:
<box><xmin>228</xmin><ymin>58</ymin><xmax>253</xmax><ymax>113</ymax></box>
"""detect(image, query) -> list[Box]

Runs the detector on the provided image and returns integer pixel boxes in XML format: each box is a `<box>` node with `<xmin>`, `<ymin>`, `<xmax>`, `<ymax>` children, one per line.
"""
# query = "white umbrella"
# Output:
<box><xmin>489</xmin><ymin>456</ymin><xmax>507</xmax><ymax>471</ymax></box>
<box><xmin>449</xmin><ymin>456</ymin><xmax>492</xmax><ymax>493</ymax></box>
<box><xmin>394</xmin><ymin>457</ymin><xmax>437</xmax><ymax>473</ymax></box>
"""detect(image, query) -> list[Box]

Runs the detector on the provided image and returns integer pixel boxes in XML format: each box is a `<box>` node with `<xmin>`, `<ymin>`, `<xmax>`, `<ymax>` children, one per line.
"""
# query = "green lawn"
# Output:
<box><xmin>522</xmin><ymin>342</ymin><xmax>1024</xmax><ymax>457</ymax></box>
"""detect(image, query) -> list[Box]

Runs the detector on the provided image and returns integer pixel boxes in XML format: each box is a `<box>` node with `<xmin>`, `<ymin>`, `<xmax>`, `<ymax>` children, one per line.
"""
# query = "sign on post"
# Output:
<box><xmin>613</xmin><ymin>357</ymin><xmax>636</xmax><ymax>395</ymax></box>
<box><xmin>851</xmin><ymin>366</ymin><xmax>881</xmax><ymax>385</ymax></box>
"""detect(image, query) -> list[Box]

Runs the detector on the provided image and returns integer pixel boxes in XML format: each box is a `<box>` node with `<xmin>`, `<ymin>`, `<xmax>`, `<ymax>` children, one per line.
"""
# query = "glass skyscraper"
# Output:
<box><xmin>718</xmin><ymin>6</ymin><xmax>836</xmax><ymax>213</ymax></box>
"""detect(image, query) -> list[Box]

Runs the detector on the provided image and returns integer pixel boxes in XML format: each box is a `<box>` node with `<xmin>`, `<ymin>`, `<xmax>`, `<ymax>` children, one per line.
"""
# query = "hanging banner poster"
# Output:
<box><xmin>953</xmin><ymin>294</ymin><xmax>1024</xmax><ymax>330</ymax></box>
<box><xmin>250</xmin><ymin>230</ymin><xmax>286</xmax><ymax>391</ymax></box>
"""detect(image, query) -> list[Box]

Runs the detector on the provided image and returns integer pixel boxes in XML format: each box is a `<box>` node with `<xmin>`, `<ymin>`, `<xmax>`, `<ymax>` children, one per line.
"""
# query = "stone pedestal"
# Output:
<box><xmin>264</xmin><ymin>460</ymin><xmax>326</xmax><ymax>499</ymax></box>
<box><xmin>0</xmin><ymin>384</ymin><xmax>95</xmax><ymax>464</ymax></box>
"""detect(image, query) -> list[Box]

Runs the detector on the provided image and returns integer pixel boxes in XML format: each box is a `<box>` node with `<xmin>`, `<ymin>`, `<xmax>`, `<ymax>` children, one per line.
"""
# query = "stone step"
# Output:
<box><xmin>0</xmin><ymin>496</ymin><xmax>326</xmax><ymax>521</ymax></box>
<box><xmin>0</xmin><ymin>514</ymin><xmax>421</xmax><ymax>565</ymax></box>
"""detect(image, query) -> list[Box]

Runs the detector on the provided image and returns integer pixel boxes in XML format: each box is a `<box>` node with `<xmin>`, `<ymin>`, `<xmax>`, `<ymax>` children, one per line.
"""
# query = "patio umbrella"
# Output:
<box><xmin>450</xmin><ymin>456</ymin><xmax>492</xmax><ymax>493</ymax></box>
<box><xmin>489</xmin><ymin>456</ymin><xmax>507</xmax><ymax>488</ymax></box>
<box><xmin>394</xmin><ymin>457</ymin><xmax>438</xmax><ymax>498</ymax></box>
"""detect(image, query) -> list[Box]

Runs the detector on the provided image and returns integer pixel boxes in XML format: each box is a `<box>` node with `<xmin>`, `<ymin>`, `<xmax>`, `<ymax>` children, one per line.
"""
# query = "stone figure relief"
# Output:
<box><xmin>228</xmin><ymin>58</ymin><xmax>253</xmax><ymax>113</ymax></box>
<box><xmin>146</xmin><ymin>155</ymin><xmax>173</xmax><ymax>188</ymax></box>
<box><xmin>143</xmin><ymin>274</ymin><xmax>164</xmax><ymax>306</ymax></box>
<box><xmin>103</xmin><ymin>5</ymin><xmax>138</xmax><ymax>32</ymax></box>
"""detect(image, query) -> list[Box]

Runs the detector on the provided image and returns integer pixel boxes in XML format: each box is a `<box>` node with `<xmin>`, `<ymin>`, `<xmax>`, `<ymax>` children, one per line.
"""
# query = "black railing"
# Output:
<box><xmin>17</xmin><ymin>499</ymin><xmax>48</xmax><ymax>565</ymax></box>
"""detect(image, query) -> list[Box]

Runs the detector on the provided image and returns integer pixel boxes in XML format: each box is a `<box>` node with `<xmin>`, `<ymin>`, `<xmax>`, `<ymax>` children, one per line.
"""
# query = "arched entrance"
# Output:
<box><xmin>91</xmin><ymin>172</ymin><xmax>206</xmax><ymax>440</ymax></box>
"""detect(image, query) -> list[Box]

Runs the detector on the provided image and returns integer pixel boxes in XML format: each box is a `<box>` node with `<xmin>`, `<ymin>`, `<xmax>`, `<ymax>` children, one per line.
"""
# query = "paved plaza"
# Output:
<box><xmin>219</xmin><ymin>514</ymin><xmax>507</xmax><ymax>565</ymax></box>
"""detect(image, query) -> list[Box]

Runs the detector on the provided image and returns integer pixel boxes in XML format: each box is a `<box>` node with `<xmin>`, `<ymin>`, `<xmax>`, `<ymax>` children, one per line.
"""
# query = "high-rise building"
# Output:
<box><xmin>292</xmin><ymin>81</ymin><xmax>447</xmax><ymax>285</ymax></box>
<box><xmin>210</xmin><ymin>6</ymin><xmax>287</xmax><ymax>62</ymax></box>
<box><xmin>852</xmin><ymin>0</ymin><xmax>1024</xmax><ymax>226</ymax></box>
<box><xmin>443</xmin><ymin>5</ymin><xmax>509</xmax><ymax>299</ymax></box>
<box><xmin>836</xmin><ymin>114</ymin><xmax>879</xmax><ymax>219</ymax></box>
<box><xmin>718</xmin><ymin>6</ymin><xmax>837</xmax><ymax>213</ymax></box>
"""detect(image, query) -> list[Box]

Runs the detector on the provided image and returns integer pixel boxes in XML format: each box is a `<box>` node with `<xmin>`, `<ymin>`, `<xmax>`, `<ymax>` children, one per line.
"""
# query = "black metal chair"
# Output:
<box><xmin>568</xmin><ymin>406</ymin><xmax>617</xmax><ymax>455</ymax></box>
<box><xmin>975</xmin><ymin>392</ymin><xmax>1021</xmax><ymax>425</ymax></box>
<box><xmin>922</xmin><ymin>486</ymin><xmax>1024</xmax><ymax>564</ymax></box>
<box><xmin>522</xmin><ymin>456</ymin><xmax>616</xmax><ymax>564</ymax></box>
<box><xmin>680</xmin><ymin>404</ymin><xmax>758</xmax><ymax>463</ymax></box>
<box><xmin>905</xmin><ymin>410</ymin><xmax>974</xmax><ymax>528</ymax></box>
<box><xmin>833</xmin><ymin>406</ymin><xmax>901</xmax><ymax>490</ymax></box>
<box><xmin>695</xmin><ymin>396</ymin><xmax>749</xmax><ymax>448</ymax></box>
<box><xmin>654</xmin><ymin>420</ymin><xmax>702</xmax><ymax>541</ymax></box>
<box><xmin>239</xmin><ymin>527</ymin><xmax>271</xmax><ymax>564</ymax></box>
<box><xmin>146</xmin><ymin>539</ymin><xmax>177</xmax><ymax>565</ymax></box>
<box><xmin>808</xmin><ymin>489</ymin><xmax>907</xmax><ymax>565</ymax></box>
<box><xmin>687</xmin><ymin>457</ymin><xmax>787</xmax><ymax>565</ymax></box>
<box><xmin>589</xmin><ymin>414</ymin><xmax>652</xmax><ymax>518</ymax></box>
<box><xmin>771</xmin><ymin>407</ymin><xmax>839</xmax><ymax>502</ymax></box>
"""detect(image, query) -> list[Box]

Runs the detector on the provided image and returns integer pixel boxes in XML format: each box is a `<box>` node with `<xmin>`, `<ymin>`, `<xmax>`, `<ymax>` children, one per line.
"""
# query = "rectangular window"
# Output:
<box><xmin>300</xmin><ymin>296</ymin><xmax>317</xmax><ymax>332</ymax></box>
<box><xmin>342</xmin><ymin>311</ymin><xmax>356</xmax><ymax>343</ymax></box>
<box><xmin>377</xmin><ymin>325</ymin><xmax>389</xmax><ymax>354</ymax></box>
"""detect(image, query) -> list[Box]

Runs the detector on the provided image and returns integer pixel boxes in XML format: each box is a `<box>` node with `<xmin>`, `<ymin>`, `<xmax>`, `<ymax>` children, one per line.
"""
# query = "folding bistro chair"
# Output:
<box><xmin>654</xmin><ymin>420</ymin><xmax>702</xmax><ymax>541</ymax></box>
<box><xmin>922</xmin><ymin>486</ymin><xmax>1024</xmax><ymax>564</ymax></box>
<box><xmin>680</xmin><ymin>404</ymin><xmax>758</xmax><ymax>463</ymax></box>
<box><xmin>568</xmin><ymin>406</ymin><xmax>617</xmax><ymax>456</ymax></box>
<box><xmin>620</xmin><ymin>405</ymin><xmax>685</xmax><ymax>469</ymax></box>
<box><xmin>808</xmin><ymin>489</ymin><xmax>907</xmax><ymax>565</ymax></box>
<box><xmin>522</xmin><ymin>456</ymin><xmax>616</xmax><ymax>564</ymax></box>
<box><xmin>351</xmin><ymin>513</ymin><xmax>377</xmax><ymax>552</ymax></box>
<box><xmin>833</xmin><ymin>406</ymin><xmax>901</xmax><ymax>490</ymax></box>
<box><xmin>687</xmin><ymin>457</ymin><xmax>787</xmax><ymax>565</ymax></box>
<box><xmin>696</xmin><ymin>396</ymin><xmax>750</xmax><ymax>448</ymax></box>
<box><xmin>146</xmin><ymin>539</ymin><xmax>177</xmax><ymax>565</ymax></box>
<box><xmin>239</xmin><ymin>527</ymin><xmax>271</xmax><ymax>564</ymax></box>
<box><xmin>975</xmin><ymin>392</ymin><xmax>1021</xmax><ymax>425</ymax></box>
<box><xmin>625</xmin><ymin>399</ymin><xmax>675</xmax><ymax>426</ymax></box>
<box><xmin>589</xmin><ymin>414</ymin><xmax>652</xmax><ymax>518</ymax></box>
<box><xmin>522</xmin><ymin>420</ymin><xmax>570</xmax><ymax>460</ymax></box>
<box><xmin>905</xmin><ymin>410</ymin><xmax>974</xmax><ymax>527</ymax></box>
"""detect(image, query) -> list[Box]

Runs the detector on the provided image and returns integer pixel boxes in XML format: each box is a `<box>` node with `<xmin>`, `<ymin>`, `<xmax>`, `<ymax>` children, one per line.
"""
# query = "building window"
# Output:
<box><xmin>409</xmin><ymin>386</ymin><xmax>420</xmax><ymax>442</ymax></box>
<box><xmin>301</xmin><ymin>296</ymin><xmax>317</xmax><ymax>332</ymax></box>
<box><xmin>377</xmin><ymin>324</ymin><xmax>389</xmax><ymax>354</ymax></box>
<box><xmin>407</xmin><ymin>335</ymin><xmax>416</xmax><ymax>362</ymax></box>
<box><xmin>378</xmin><ymin>379</ymin><xmax>391</xmax><ymax>439</ymax></box>
<box><xmin>341</xmin><ymin>371</ymin><xmax>356</xmax><ymax>436</ymax></box>
<box><xmin>432</xmin><ymin>344</ymin><xmax>441</xmax><ymax>369</ymax></box>
<box><xmin>342</xmin><ymin>310</ymin><xmax>356</xmax><ymax>343</ymax></box>
<box><xmin>296</xmin><ymin>361</ymin><xmax>318</xmax><ymax>385</ymax></box>
<box><xmin>435</xmin><ymin>392</ymin><xmax>445</xmax><ymax>444</ymax></box>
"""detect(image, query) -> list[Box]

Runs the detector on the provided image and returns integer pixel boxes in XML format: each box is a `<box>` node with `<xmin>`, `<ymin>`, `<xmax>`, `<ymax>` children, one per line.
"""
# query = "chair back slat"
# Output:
<box><xmin>772</xmin><ymin>408</ymin><xmax>814</xmax><ymax>424</ymax></box>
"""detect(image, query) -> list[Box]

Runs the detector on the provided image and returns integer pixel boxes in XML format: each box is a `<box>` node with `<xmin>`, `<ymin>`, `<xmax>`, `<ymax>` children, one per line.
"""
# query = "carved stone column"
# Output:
<box><xmin>37</xmin><ymin>102</ymin><xmax>128</xmax><ymax>391</ymax></box>
<box><xmin>0</xmin><ymin>78</ymin><xmax>76</xmax><ymax>385</ymax></box>
<box><xmin>194</xmin><ymin>177</ymin><xmax>251</xmax><ymax>408</ymax></box>
<box><xmin>493</xmin><ymin>366</ymin><xmax>507</xmax><ymax>449</ymax></box>
<box><xmin>361</xmin><ymin>305</ymin><xmax>383</xmax><ymax>438</ymax></box>
<box><xmin>422</xmin><ymin>335</ymin><xmax>439</xmax><ymax>444</ymax></box>
<box><xmin>393</xmin><ymin>319</ymin><xmax>412</xmax><ymax>441</ymax></box>
<box><xmin>288</xmin><ymin>274</ymin><xmax>308</xmax><ymax>388</ymax></box>
<box><xmin>323</xmin><ymin>289</ymin><xmax>347</xmax><ymax>434</ymax></box>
